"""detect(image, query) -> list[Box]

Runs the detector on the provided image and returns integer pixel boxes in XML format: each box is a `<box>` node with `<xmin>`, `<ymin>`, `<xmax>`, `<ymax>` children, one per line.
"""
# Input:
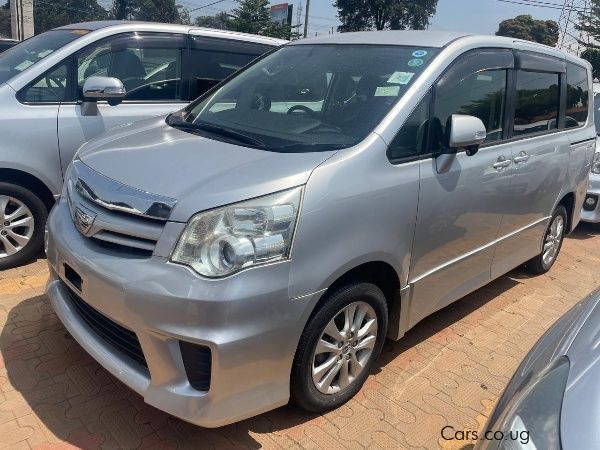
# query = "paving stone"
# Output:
<box><xmin>1</xmin><ymin>224</ymin><xmax>600</xmax><ymax>448</ymax></box>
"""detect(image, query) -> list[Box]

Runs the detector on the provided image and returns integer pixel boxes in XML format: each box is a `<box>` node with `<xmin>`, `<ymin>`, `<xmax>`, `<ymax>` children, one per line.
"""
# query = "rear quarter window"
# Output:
<box><xmin>565</xmin><ymin>62</ymin><xmax>589</xmax><ymax>128</ymax></box>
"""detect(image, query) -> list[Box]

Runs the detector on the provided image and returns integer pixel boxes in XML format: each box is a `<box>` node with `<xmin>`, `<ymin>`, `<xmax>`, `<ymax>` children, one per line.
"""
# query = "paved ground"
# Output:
<box><xmin>1</xmin><ymin>223</ymin><xmax>600</xmax><ymax>450</ymax></box>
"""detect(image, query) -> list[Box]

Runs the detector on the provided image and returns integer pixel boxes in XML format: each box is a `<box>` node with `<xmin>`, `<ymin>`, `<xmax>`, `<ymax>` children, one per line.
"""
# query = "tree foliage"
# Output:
<box><xmin>195</xmin><ymin>12</ymin><xmax>235</xmax><ymax>30</ymax></box>
<box><xmin>577</xmin><ymin>0</ymin><xmax>600</xmax><ymax>45</ymax></box>
<box><xmin>0</xmin><ymin>2</ymin><xmax>10</xmax><ymax>38</ymax></box>
<box><xmin>581</xmin><ymin>48</ymin><xmax>600</xmax><ymax>80</ymax></box>
<box><xmin>35</xmin><ymin>0</ymin><xmax>108</xmax><ymax>34</ymax></box>
<box><xmin>230</xmin><ymin>0</ymin><xmax>292</xmax><ymax>39</ymax></box>
<box><xmin>496</xmin><ymin>15</ymin><xmax>559</xmax><ymax>46</ymax></box>
<box><xmin>334</xmin><ymin>0</ymin><xmax>438</xmax><ymax>32</ymax></box>
<box><xmin>110</xmin><ymin>0</ymin><xmax>190</xmax><ymax>24</ymax></box>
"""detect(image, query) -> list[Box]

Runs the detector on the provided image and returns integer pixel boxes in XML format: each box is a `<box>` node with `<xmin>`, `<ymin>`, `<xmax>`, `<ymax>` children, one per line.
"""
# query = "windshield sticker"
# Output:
<box><xmin>408</xmin><ymin>59</ymin><xmax>424</xmax><ymax>67</ymax></box>
<box><xmin>388</xmin><ymin>71</ymin><xmax>414</xmax><ymax>85</ymax></box>
<box><xmin>14</xmin><ymin>60</ymin><xmax>34</xmax><ymax>71</ymax></box>
<box><xmin>375</xmin><ymin>85</ymin><xmax>400</xmax><ymax>97</ymax></box>
<box><xmin>37</xmin><ymin>50</ymin><xmax>53</xmax><ymax>58</ymax></box>
<box><xmin>412</xmin><ymin>50</ymin><xmax>428</xmax><ymax>58</ymax></box>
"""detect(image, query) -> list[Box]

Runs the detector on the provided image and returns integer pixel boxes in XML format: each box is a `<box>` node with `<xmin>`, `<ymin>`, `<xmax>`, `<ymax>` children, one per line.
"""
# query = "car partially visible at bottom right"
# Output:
<box><xmin>477</xmin><ymin>288</ymin><xmax>600</xmax><ymax>449</ymax></box>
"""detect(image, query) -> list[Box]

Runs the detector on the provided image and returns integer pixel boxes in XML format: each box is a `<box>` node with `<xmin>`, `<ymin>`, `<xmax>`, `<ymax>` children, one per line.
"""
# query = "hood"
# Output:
<box><xmin>77</xmin><ymin>116</ymin><xmax>337</xmax><ymax>222</ymax></box>
<box><xmin>560</xmin><ymin>299</ymin><xmax>600</xmax><ymax>450</ymax></box>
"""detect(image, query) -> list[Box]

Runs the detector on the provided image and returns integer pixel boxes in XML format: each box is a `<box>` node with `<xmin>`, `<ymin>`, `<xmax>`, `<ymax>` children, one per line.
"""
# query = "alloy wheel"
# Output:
<box><xmin>0</xmin><ymin>195</ymin><xmax>34</xmax><ymax>258</ymax></box>
<box><xmin>311</xmin><ymin>301</ymin><xmax>378</xmax><ymax>395</ymax></box>
<box><xmin>542</xmin><ymin>215</ymin><xmax>564</xmax><ymax>268</ymax></box>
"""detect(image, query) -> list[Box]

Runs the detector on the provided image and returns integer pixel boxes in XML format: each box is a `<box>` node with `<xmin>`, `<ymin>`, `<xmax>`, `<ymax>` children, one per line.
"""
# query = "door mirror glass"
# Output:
<box><xmin>82</xmin><ymin>76</ymin><xmax>126</xmax><ymax>102</ymax></box>
<box><xmin>448</xmin><ymin>114</ymin><xmax>487</xmax><ymax>154</ymax></box>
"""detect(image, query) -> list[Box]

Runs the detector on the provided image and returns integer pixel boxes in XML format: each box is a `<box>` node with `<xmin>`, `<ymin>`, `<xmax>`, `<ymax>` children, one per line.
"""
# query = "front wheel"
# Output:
<box><xmin>291</xmin><ymin>282</ymin><xmax>388</xmax><ymax>412</ymax></box>
<box><xmin>0</xmin><ymin>183</ymin><xmax>47</xmax><ymax>270</ymax></box>
<box><xmin>525</xmin><ymin>205</ymin><xmax>567</xmax><ymax>275</ymax></box>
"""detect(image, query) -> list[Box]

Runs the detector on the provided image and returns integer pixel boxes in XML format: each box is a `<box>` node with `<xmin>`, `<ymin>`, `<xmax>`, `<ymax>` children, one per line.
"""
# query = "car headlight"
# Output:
<box><xmin>482</xmin><ymin>356</ymin><xmax>569</xmax><ymax>449</ymax></box>
<box><xmin>592</xmin><ymin>152</ymin><xmax>600</xmax><ymax>174</ymax></box>
<box><xmin>171</xmin><ymin>187</ymin><xmax>303</xmax><ymax>277</ymax></box>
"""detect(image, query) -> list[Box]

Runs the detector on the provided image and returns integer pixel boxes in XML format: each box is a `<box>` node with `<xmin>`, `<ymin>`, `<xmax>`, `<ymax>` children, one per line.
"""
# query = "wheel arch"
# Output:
<box><xmin>557</xmin><ymin>191</ymin><xmax>575</xmax><ymax>233</ymax></box>
<box><xmin>307</xmin><ymin>261</ymin><xmax>402</xmax><ymax>340</ymax></box>
<box><xmin>0</xmin><ymin>169</ymin><xmax>56</xmax><ymax>212</ymax></box>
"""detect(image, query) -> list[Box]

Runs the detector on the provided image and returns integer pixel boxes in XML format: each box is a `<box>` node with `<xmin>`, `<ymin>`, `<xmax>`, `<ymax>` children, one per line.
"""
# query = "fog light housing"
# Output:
<box><xmin>584</xmin><ymin>194</ymin><xmax>598</xmax><ymax>211</ymax></box>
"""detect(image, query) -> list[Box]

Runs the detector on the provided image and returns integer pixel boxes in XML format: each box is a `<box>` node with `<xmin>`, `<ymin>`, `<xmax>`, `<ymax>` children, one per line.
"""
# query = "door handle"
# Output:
<box><xmin>493</xmin><ymin>156</ymin><xmax>511</xmax><ymax>170</ymax></box>
<box><xmin>513</xmin><ymin>151</ymin><xmax>530</xmax><ymax>164</ymax></box>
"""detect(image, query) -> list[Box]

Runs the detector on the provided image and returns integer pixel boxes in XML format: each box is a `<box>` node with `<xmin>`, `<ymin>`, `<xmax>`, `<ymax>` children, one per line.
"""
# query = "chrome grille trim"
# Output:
<box><xmin>72</xmin><ymin>159</ymin><xmax>177</xmax><ymax>221</ymax></box>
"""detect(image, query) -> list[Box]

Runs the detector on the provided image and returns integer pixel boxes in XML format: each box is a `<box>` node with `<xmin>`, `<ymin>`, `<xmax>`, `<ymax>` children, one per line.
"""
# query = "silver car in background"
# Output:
<box><xmin>0</xmin><ymin>21</ymin><xmax>281</xmax><ymax>269</ymax></box>
<box><xmin>581</xmin><ymin>92</ymin><xmax>600</xmax><ymax>221</ymax></box>
<box><xmin>477</xmin><ymin>289</ymin><xmax>600</xmax><ymax>449</ymax></box>
<box><xmin>45</xmin><ymin>31</ymin><xmax>595</xmax><ymax>426</ymax></box>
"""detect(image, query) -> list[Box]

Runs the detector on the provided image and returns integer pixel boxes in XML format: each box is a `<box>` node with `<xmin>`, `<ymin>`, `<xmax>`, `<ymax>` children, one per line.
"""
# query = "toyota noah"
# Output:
<box><xmin>45</xmin><ymin>30</ymin><xmax>595</xmax><ymax>427</ymax></box>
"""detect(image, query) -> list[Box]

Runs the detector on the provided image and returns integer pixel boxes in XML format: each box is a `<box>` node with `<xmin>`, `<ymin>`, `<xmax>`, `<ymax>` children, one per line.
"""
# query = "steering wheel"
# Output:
<box><xmin>287</xmin><ymin>105</ymin><xmax>316</xmax><ymax>117</ymax></box>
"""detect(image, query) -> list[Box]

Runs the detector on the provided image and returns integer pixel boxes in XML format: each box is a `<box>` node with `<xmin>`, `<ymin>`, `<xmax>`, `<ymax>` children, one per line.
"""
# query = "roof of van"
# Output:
<box><xmin>55</xmin><ymin>21</ymin><xmax>285</xmax><ymax>46</ymax></box>
<box><xmin>290</xmin><ymin>30</ymin><xmax>472</xmax><ymax>47</ymax></box>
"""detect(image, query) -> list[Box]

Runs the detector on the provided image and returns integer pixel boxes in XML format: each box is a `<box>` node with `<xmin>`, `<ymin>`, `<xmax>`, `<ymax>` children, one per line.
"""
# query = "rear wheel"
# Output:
<box><xmin>0</xmin><ymin>183</ymin><xmax>47</xmax><ymax>270</ymax></box>
<box><xmin>291</xmin><ymin>282</ymin><xmax>387</xmax><ymax>412</ymax></box>
<box><xmin>525</xmin><ymin>205</ymin><xmax>567</xmax><ymax>275</ymax></box>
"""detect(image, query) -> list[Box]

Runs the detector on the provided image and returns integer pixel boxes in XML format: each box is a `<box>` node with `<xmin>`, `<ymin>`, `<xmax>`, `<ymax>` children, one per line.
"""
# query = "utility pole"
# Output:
<box><xmin>303</xmin><ymin>0</ymin><xmax>310</xmax><ymax>38</ymax></box>
<box><xmin>10</xmin><ymin>0</ymin><xmax>34</xmax><ymax>41</ymax></box>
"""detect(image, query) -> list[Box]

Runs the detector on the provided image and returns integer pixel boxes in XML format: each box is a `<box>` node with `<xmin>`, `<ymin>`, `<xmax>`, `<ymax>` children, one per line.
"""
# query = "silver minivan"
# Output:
<box><xmin>45</xmin><ymin>31</ymin><xmax>595</xmax><ymax>427</ymax></box>
<box><xmin>0</xmin><ymin>21</ymin><xmax>281</xmax><ymax>268</ymax></box>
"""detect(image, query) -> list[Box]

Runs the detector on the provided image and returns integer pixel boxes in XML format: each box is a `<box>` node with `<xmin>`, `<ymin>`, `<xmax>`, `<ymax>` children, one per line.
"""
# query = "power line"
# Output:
<box><xmin>496</xmin><ymin>0</ymin><xmax>587</xmax><ymax>12</ymax></box>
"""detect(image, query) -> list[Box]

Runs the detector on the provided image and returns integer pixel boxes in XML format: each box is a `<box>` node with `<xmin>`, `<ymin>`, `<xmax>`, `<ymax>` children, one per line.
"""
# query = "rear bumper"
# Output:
<box><xmin>581</xmin><ymin>174</ymin><xmax>600</xmax><ymax>223</ymax></box>
<box><xmin>45</xmin><ymin>197</ymin><xmax>320</xmax><ymax>427</ymax></box>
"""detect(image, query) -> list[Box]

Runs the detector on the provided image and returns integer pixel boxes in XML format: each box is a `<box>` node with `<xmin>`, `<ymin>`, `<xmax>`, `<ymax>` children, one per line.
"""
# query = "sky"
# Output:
<box><xmin>172</xmin><ymin>0</ymin><xmax>565</xmax><ymax>37</ymax></box>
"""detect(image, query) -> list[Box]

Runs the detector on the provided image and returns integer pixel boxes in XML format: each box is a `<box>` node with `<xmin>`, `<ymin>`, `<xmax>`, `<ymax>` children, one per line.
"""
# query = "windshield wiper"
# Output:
<box><xmin>167</xmin><ymin>114</ymin><xmax>265</xmax><ymax>148</ymax></box>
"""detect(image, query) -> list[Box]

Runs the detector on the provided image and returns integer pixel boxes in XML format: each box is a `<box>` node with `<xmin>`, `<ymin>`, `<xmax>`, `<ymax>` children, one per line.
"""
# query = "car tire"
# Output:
<box><xmin>0</xmin><ymin>183</ymin><xmax>48</xmax><ymax>270</ymax></box>
<box><xmin>290</xmin><ymin>282</ymin><xmax>388</xmax><ymax>413</ymax></box>
<box><xmin>525</xmin><ymin>204</ymin><xmax>567</xmax><ymax>275</ymax></box>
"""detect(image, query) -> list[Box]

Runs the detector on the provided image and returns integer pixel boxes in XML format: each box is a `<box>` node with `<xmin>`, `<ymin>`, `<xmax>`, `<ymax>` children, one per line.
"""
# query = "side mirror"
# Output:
<box><xmin>448</xmin><ymin>114</ymin><xmax>487</xmax><ymax>156</ymax></box>
<box><xmin>81</xmin><ymin>76</ymin><xmax>126</xmax><ymax>116</ymax></box>
<box><xmin>435</xmin><ymin>115</ymin><xmax>487</xmax><ymax>174</ymax></box>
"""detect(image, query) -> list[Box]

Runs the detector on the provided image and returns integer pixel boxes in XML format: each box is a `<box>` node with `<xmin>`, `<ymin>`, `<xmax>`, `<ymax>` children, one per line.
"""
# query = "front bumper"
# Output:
<box><xmin>580</xmin><ymin>173</ymin><xmax>600</xmax><ymax>223</ymax></box>
<box><xmin>45</xmin><ymin>197</ymin><xmax>320</xmax><ymax>427</ymax></box>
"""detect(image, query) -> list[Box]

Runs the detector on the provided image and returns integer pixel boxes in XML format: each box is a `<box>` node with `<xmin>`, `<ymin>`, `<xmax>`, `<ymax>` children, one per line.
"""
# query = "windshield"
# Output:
<box><xmin>178</xmin><ymin>44</ymin><xmax>439</xmax><ymax>152</ymax></box>
<box><xmin>0</xmin><ymin>29</ymin><xmax>87</xmax><ymax>85</ymax></box>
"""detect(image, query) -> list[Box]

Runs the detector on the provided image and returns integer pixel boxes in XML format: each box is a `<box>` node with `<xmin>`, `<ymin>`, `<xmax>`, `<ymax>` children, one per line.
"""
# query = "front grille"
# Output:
<box><xmin>66</xmin><ymin>161</ymin><xmax>176</xmax><ymax>255</ymax></box>
<box><xmin>179</xmin><ymin>341</ymin><xmax>212</xmax><ymax>391</ymax></box>
<box><xmin>62</xmin><ymin>282</ymin><xmax>148</xmax><ymax>369</ymax></box>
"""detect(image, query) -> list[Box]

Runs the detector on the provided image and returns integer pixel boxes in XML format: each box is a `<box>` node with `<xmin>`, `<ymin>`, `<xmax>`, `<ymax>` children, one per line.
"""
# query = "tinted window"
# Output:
<box><xmin>431</xmin><ymin>69</ymin><xmax>507</xmax><ymax>151</ymax></box>
<box><xmin>180</xmin><ymin>45</ymin><xmax>439</xmax><ymax>153</ymax></box>
<box><xmin>388</xmin><ymin>92</ymin><xmax>430</xmax><ymax>161</ymax></box>
<box><xmin>18</xmin><ymin>62</ymin><xmax>69</xmax><ymax>103</ymax></box>
<box><xmin>565</xmin><ymin>62</ymin><xmax>589</xmax><ymax>128</ymax></box>
<box><xmin>77</xmin><ymin>33</ymin><xmax>185</xmax><ymax>102</ymax></box>
<box><xmin>190</xmin><ymin>38</ymin><xmax>271</xmax><ymax>96</ymax></box>
<box><xmin>0</xmin><ymin>29</ymin><xmax>85</xmax><ymax>85</ymax></box>
<box><xmin>514</xmin><ymin>71</ymin><xmax>559</xmax><ymax>136</ymax></box>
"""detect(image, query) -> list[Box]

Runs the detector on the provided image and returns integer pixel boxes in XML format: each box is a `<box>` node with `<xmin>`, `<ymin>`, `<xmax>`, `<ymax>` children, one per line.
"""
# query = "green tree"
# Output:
<box><xmin>581</xmin><ymin>48</ymin><xmax>600</xmax><ymax>80</ymax></box>
<box><xmin>110</xmin><ymin>0</ymin><xmax>189</xmax><ymax>24</ymax></box>
<box><xmin>230</xmin><ymin>0</ymin><xmax>291</xmax><ymax>39</ymax></box>
<box><xmin>135</xmin><ymin>0</ymin><xmax>180</xmax><ymax>23</ymax></box>
<box><xmin>195</xmin><ymin>12</ymin><xmax>235</xmax><ymax>30</ymax></box>
<box><xmin>35</xmin><ymin>0</ymin><xmax>108</xmax><ymax>34</ymax></box>
<box><xmin>577</xmin><ymin>0</ymin><xmax>600</xmax><ymax>44</ymax></box>
<box><xmin>496</xmin><ymin>15</ymin><xmax>559</xmax><ymax>46</ymax></box>
<box><xmin>0</xmin><ymin>2</ymin><xmax>10</xmax><ymax>38</ymax></box>
<box><xmin>110</xmin><ymin>0</ymin><xmax>136</xmax><ymax>20</ymax></box>
<box><xmin>334</xmin><ymin>0</ymin><xmax>437</xmax><ymax>32</ymax></box>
